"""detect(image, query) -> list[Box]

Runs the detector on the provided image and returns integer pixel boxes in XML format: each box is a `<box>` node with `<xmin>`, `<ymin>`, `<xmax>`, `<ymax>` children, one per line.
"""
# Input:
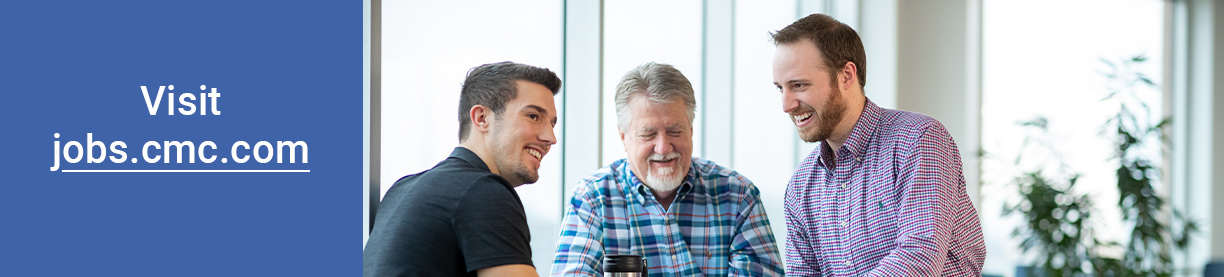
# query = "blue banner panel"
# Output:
<box><xmin>0</xmin><ymin>1</ymin><xmax>359</xmax><ymax>275</ymax></box>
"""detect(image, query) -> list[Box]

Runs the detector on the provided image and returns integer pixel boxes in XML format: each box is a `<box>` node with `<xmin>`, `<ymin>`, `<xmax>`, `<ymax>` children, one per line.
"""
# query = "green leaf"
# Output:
<box><xmin>1138</xmin><ymin>75</ymin><xmax>1155</xmax><ymax>86</ymax></box>
<box><xmin>1100</xmin><ymin>57</ymin><xmax>1117</xmax><ymax>69</ymax></box>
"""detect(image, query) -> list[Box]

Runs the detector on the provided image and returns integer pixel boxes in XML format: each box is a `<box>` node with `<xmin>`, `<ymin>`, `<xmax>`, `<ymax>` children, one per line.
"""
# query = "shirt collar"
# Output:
<box><xmin>816</xmin><ymin>98</ymin><xmax>883</xmax><ymax>168</ymax></box>
<box><xmin>450</xmin><ymin>146</ymin><xmax>491</xmax><ymax>173</ymax></box>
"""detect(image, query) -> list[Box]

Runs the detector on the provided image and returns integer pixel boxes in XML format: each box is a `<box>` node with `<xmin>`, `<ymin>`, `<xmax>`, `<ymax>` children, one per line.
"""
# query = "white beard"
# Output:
<box><xmin>643</xmin><ymin>157</ymin><xmax>684</xmax><ymax>192</ymax></box>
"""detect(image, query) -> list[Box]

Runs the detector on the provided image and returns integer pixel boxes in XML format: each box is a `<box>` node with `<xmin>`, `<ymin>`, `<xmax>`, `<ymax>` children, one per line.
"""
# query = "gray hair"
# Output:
<box><xmin>614</xmin><ymin>62</ymin><xmax>697</xmax><ymax>131</ymax></box>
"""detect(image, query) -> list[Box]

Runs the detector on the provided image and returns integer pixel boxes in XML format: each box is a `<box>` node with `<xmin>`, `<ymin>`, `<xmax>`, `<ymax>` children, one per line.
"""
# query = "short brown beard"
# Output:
<box><xmin>799</xmin><ymin>73</ymin><xmax>847</xmax><ymax>143</ymax></box>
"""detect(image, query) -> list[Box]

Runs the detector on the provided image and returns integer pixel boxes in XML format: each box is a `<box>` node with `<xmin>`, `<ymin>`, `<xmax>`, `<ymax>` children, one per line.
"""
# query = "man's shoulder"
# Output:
<box><xmin>873</xmin><ymin>107</ymin><xmax>948</xmax><ymax>141</ymax></box>
<box><xmin>689</xmin><ymin>157</ymin><xmax>732</xmax><ymax>177</ymax></box>
<box><xmin>689</xmin><ymin>157</ymin><xmax>759</xmax><ymax>197</ymax></box>
<box><xmin>689</xmin><ymin>157</ymin><xmax>751</xmax><ymax>184</ymax></box>
<box><xmin>570</xmin><ymin>159</ymin><xmax>629</xmax><ymax>200</ymax></box>
<box><xmin>583</xmin><ymin>159</ymin><xmax>625</xmax><ymax>182</ymax></box>
<box><xmin>385</xmin><ymin>157</ymin><xmax>512</xmax><ymax>207</ymax></box>
<box><xmin>401</xmin><ymin>157</ymin><xmax>507</xmax><ymax>187</ymax></box>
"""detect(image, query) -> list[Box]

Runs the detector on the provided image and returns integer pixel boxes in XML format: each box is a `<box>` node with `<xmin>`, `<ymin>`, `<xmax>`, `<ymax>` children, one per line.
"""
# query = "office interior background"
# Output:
<box><xmin>362</xmin><ymin>0</ymin><xmax>1224</xmax><ymax>276</ymax></box>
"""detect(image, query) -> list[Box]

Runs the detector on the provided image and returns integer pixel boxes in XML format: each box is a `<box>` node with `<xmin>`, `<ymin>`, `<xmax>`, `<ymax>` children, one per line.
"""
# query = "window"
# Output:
<box><xmin>379</xmin><ymin>1</ymin><xmax>563</xmax><ymax>275</ymax></box>
<box><xmin>732</xmin><ymin>0</ymin><xmax>800</xmax><ymax>262</ymax></box>
<box><xmin>980</xmin><ymin>0</ymin><xmax>1166</xmax><ymax>273</ymax></box>
<box><xmin>600</xmin><ymin>0</ymin><xmax>704</xmax><ymax>165</ymax></box>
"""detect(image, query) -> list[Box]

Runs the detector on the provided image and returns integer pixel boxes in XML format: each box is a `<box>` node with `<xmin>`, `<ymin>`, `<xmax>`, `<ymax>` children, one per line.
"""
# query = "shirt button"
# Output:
<box><xmin>840</xmin><ymin>182</ymin><xmax>847</xmax><ymax>189</ymax></box>
<box><xmin>671</xmin><ymin>255</ymin><xmax>677</xmax><ymax>262</ymax></box>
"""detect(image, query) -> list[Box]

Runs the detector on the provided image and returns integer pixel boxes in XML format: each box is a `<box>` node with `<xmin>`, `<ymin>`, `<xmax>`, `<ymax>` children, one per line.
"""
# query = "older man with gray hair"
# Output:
<box><xmin>551</xmin><ymin>62</ymin><xmax>783</xmax><ymax>276</ymax></box>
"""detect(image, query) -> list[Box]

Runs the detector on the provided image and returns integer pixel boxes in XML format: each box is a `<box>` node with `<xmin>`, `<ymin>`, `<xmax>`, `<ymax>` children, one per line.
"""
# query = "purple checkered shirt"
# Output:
<box><xmin>785</xmin><ymin>99</ymin><xmax>986</xmax><ymax>276</ymax></box>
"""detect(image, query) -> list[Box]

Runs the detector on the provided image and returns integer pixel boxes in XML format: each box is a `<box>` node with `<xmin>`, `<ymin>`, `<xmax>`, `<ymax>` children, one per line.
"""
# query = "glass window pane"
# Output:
<box><xmin>380</xmin><ymin>1</ymin><xmax>563</xmax><ymax>275</ymax></box>
<box><xmin>980</xmin><ymin>0</ymin><xmax>1165</xmax><ymax>273</ymax></box>
<box><xmin>601</xmin><ymin>0</ymin><xmax>704</xmax><ymax>166</ymax></box>
<box><xmin>732</xmin><ymin>0</ymin><xmax>798</xmax><ymax>265</ymax></box>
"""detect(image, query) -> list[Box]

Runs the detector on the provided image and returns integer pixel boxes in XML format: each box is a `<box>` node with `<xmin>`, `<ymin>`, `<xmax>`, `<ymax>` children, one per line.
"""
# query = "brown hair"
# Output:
<box><xmin>771</xmin><ymin>13</ymin><xmax>866</xmax><ymax>88</ymax></box>
<box><xmin>457</xmin><ymin>61</ymin><xmax>561</xmax><ymax>141</ymax></box>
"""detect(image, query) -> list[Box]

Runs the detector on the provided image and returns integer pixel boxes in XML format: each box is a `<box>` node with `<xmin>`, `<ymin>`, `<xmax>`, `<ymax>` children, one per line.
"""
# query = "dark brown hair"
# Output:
<box><xmin>457</xmin><ymin>61</ymin><xmax>561</xmax><ymax>141</ymax></box>
<box><xmin>771</xmin><ymin>13</ymin><xmax>866</xmax><ymax>88</ymax></box>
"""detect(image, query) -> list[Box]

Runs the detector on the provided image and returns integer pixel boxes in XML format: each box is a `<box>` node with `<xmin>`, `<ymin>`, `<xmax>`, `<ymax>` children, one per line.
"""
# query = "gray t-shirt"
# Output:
<box><xmin>363</xmin><ymin>147</ymin><xmax>532</xmax><ymax>276</ymax></box>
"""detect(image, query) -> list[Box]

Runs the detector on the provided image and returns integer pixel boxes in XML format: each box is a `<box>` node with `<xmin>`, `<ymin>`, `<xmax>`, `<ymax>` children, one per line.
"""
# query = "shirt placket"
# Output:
<box><xmin>835</xmin><ymin>156</ymin><xmax>856</xmax><ymax>276</ymax></box>
<box><xmin>647</xmin><ymin>185</ymin><xmax>691</xmax><ymax>275</ymax></box>
<box><xmin>664</xmin><ymin>196</ymin><xmax>680</xmax><ymax>271</ymax></box>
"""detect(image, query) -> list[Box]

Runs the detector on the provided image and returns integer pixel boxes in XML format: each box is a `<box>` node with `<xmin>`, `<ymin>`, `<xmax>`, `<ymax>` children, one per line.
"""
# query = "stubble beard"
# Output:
<box><xmin>490</xmin><ymin>125</ymin><xmax>540</xmax><ymax>186</ymax></box>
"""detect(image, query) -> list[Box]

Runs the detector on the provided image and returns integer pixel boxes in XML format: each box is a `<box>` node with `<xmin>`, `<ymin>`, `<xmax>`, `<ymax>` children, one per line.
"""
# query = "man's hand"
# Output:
<box><xmin>476</xmin><ymin>264</ymin><xmax>538</xmax><ymax>277</ymax></box>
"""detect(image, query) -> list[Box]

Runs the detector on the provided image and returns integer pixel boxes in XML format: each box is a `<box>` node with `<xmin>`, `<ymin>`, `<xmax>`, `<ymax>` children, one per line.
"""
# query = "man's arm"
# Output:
<box><xmin>550</xmin><ymin>186</ymin><xmax>605</xmax><ymax>276</ymax></box>
<box><xmin>455</xmin><ymin>176</ymin><xmax>535</xmax><ymax>275</ymax></box>
<box><xmin>784</xmin><ymin>194</ymin><xmax>821</xmax><ymax>275</ymax></box>
<box><xmin>727</xmin><ymin>183</ymin><xmax>784</xmax><ymax>276</ymax></box>
<box><xmin>477</xmin><ymin>264</ymin><xmax>538</xmax><ymax>277</ymax></box>
<box><xmin>863</xmin><ymin>124</ymin><xmax>963</xmax><ymax>276</ymax></box>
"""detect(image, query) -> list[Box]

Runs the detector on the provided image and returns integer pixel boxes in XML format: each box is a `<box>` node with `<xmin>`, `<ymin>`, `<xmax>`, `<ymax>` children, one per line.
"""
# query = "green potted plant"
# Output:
<box><xmin>1001</xmin><ymin>55</ymin><xmax>1197</xmax><ymax>277</ymax></box>
<box><xmin>1003</xmin><ymin>117</ymin><xmax>1100</xmax><ymax>277</ymax></box>
<box><xmin>1097</xmin><ymin>54</ymin><xmax>1196</xmax><ymax>276</ymax></box>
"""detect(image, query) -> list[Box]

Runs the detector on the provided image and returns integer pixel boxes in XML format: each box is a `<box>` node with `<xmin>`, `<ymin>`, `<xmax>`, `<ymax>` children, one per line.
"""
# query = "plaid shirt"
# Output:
<box><xmin>552</xmin><ymin>157</ymin><xmax>784</xmax><ymax>276</ymax></box>
<box><xmin>785</xmin><ymin>99</ymin><xmax>986</xmax><ymax>276</ymax></box>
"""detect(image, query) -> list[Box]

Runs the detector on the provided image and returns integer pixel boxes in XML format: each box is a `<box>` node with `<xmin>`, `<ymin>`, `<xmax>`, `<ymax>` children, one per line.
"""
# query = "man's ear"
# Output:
<box><xmin>839</xmin><ymin>61</ymin><xmax>858</xmax><ymax>91</ymax></box>
<box><xmin>469</xmin><ymin>105</ymin><xmax>493</xmax><ymax>134</ymax></box>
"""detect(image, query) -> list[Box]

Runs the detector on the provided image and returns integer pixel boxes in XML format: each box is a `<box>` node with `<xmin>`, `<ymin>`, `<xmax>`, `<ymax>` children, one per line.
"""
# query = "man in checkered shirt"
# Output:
<box><xmin>551</xmin><ymin>62</ymin><xmax>784</xmax><ymax>276</ymax></box>
<box><xmin>772</xmin><ymin>14</ymin><xmax>986</xmax><ymax>276</ymax></box>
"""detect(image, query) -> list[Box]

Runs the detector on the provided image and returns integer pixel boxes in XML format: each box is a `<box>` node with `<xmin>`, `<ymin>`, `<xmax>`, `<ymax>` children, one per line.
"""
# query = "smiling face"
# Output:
<box><xmin>487</xmin><ymin>80</ymin><xmax>558</xmax><ymax>186</ymax></box>
<box><xmin>773</xmin><ymin>39</ymin><xmax>849</xmax><ymax>143</ymax></box>
<box><xmin>620</xmin><ymin>95</ymin><xmax>693</xmax><ymax>193</ymax></box>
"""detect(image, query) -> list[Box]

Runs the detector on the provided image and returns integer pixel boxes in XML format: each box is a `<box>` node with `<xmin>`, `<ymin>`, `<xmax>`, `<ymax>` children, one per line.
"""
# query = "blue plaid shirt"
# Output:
<box><xmin>552</xmin><ymin>157</ymin><xmax>784</xmax><ymax>276</ymax></box>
